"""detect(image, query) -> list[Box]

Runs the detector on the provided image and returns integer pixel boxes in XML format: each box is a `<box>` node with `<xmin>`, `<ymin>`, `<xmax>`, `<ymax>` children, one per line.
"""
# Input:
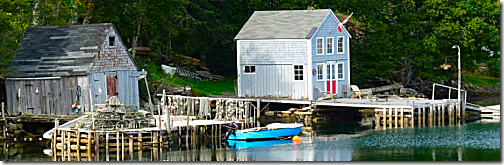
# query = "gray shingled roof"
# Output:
<box><xmin>6</xmin><ymin>23</ymin><xmax>113</xmax><ymax>77</ymax></box>
<box><xmin>234</xmin><ymin>9</ymin><xmax>331</xmax><ymax>40</ymax></box>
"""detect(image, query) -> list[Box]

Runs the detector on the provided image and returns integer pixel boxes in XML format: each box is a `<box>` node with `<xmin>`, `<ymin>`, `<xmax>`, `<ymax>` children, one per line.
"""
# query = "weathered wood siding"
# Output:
<box><xmin>238</xmin><ymin>40</ymin><xmax>308</xmax><ymax>99</ymax></box>
<box><xmin>311</xmin><ymin>14</ymin><xmax>351</xmax><ymax>99</ymax></box>
<box><xmin>88</xmin><ymin>73</ymin><xmax>108</xmax><ymax>108</ymax></box>
<box><xmin>91</xmin><ymin>26</ymin><xmax>136</xmax><ymax>72</ymax></box>
<box><xmin>5</xmin><ymin>76</ymin><xmax>90</xmax><ymax>116</ymax></box>
<box><xmin>117</xmin><ymin>70</ymin><xmax>140</xmax><ymax>108</ymax></box>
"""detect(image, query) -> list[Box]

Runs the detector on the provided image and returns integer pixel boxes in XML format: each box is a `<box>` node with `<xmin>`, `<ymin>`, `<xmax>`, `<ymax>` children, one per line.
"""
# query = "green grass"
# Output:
<box><xmin>464</xmin><ymin>73</ymin><xmax>500</xmax><ymax>87</ymax></box>
<box><xmin>136</xmin><ymin>57</ymin><xmax>235</xmax><ymax>96</ymax></box>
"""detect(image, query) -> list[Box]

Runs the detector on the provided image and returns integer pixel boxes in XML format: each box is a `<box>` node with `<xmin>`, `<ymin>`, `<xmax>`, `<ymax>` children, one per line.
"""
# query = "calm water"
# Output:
<box><xmin>1</xmin><ymin>120</ymin><xmax>500</xmax><ymax>161</ymax></box>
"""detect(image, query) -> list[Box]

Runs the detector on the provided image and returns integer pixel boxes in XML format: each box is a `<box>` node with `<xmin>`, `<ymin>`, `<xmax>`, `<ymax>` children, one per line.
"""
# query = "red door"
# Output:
<box><xmin>106</xmin><ymin>75</ymin><xmax>118</xmax><ymax>96</ymax></box>
<box><xmin>325</xmin><ymin>62</ymin><xmax>338</xmax><ymax>94</ymax></box>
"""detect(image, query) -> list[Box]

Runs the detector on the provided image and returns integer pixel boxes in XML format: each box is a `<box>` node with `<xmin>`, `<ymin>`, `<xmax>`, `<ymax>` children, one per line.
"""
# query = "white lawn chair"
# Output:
<box><xmin>350</xmin><ymin>85</ymin><xmax>362</xmax><ymax>99</ymax></box>
<box><xmin>315</xmin><ymin>87</ymin><xmax>334</xmax><ymax>101</ymax></box>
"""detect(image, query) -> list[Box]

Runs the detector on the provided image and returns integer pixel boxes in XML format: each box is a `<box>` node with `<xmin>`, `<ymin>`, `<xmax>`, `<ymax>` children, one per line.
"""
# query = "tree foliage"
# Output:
<box><xmin>0</xmin><ymin>0</ymin><xmax>500</xmax><ymax>86</ymax></box>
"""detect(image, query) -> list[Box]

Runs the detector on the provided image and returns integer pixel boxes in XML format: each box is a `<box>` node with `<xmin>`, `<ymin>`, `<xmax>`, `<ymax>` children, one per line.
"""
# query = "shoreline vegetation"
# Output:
<box><xmin>0</xmin><ymin>1</ymin><xmax>500</xmax><ymax>106</ymax></box>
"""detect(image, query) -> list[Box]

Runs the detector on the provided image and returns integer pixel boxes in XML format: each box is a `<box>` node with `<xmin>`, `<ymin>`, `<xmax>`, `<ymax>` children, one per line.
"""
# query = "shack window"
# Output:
<box><xmin>294</xmin><ymin>65</ymin><xmax>304</xmax><ymax>81</ymax></box>
<box><xmin>316</xmin><ymin>64</ymin><xmax>323</xmax><ymax>81</ymax></box>
<box><xmin>326</xmin><ymin>37</ymin><xmax>334</xmax><ymax>54</ymax></box>
<box><xmin>337</xmin><ymin>36</ymin><xmax>344</xmax><ymax>53</ymax></box>
<box><xmin>244</xmin><ymin>65</ymin><xmax>255</xmax><ymax>74</ymax></box>
<box><xmin>338</xmin><ymin>62</ymin><xmax>344</xmax><ymax>80</ymax></box>
<box><xmin>109</xmin><ymin>36</ymin><xmax>116</xmax><ymax>47</ymax></box>
<box><xmin>316</xmin><ymin>38</ymin><xmax>324</xmax><ymax>55</ymax></box>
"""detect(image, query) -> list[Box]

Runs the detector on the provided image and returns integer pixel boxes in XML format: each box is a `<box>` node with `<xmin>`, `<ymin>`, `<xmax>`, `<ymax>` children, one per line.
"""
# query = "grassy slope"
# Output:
<box><xmin>464</xmin><ymin>73</ymin><xmax>500</xmax><ymax>87</ymax></box>
<box><xmin>137</xmin><ymin>57</ymin><xmax>235</xmax><ymax>96</ymax></box>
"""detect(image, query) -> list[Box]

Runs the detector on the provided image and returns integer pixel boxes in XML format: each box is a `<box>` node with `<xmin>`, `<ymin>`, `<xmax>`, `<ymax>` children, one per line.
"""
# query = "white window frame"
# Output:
<box><xmin>337</xmin><ymin>62</ymin><xmax>344</xmax><ymax>80</ymax></box>
<box><xmin>316</xmin><ymin>63</ymin><xmax>324</xmax><ymax>81</ymax></box>
<box><xmin>316</xmin><ymin>37</ymin><xmax>324</xmax><ymax>55</ymax></box>
<box><xmin>326</xmin><ymin>37</ymin><xmax>334</xmax><ymax>55</ymax></box>
<box><xmin>337</xmin><ymin>36</ymin><xmax>344</xmax><ymax>54</ymax></box>
<box><xmin>293</xmin><ymin>64</ymin><xmax>305</xmax><ymax>82</ymax></box>
<box><xmin>108</xmin><ymin>36</ymin><xmax>116</xmax><ymax>48</ymax></box>
<box><xmin>243</xmin><ymin>65</ymin><xmax>256</xmax><ymax>74</ymax></box>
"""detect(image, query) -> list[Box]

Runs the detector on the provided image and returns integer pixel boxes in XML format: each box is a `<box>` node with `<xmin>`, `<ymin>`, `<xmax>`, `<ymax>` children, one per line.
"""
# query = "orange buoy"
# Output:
<box><xmin>292</xmin><ymin>135</ymin><xmax>302</xmax><ymax>144</ymax></box>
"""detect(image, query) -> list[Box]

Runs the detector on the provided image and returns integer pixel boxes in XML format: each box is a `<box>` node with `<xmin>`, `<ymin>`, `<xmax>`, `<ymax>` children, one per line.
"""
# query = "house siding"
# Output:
<box><xmin>311</xmin><ymin>14</ymin><xmax>351</xmax><ymax>99</ymax></box>
<box><xmin>238</xmin><ymin>40</ymin><xmax>309</xmax><ymax>99</ymax></box>
<box><xmin>239</xmin><ymin>40</ymin><xmax>308</xmax><ymax>65</ymax></box>
<box><xmin>5</xmin><ymin>76</ymin><xmax>91</xmax><ymax>116</ymax></box>
<box><xmin>91</xmin><ymin>26</ymin><xmax>136</xmax><ymax>72</ymax></box>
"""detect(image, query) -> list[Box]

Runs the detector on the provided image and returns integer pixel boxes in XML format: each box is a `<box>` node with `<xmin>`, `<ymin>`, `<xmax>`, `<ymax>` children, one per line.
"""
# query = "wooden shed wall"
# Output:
<box><xmin>117</xmin><ymin>70</ymin><xmax>140</xmax><ymax>108</ymax></box>
<box><xmin>5</xmin><ymin>76</ymin><xmax>89</xmax><ymax>116</ymax></box>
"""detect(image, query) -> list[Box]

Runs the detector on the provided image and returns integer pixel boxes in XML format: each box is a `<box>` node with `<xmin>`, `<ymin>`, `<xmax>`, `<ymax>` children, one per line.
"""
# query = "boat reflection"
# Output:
<box><xmin>227</xmin><ymin>139</ymin><xmax>292</xmax><ymax>149</ymax></box>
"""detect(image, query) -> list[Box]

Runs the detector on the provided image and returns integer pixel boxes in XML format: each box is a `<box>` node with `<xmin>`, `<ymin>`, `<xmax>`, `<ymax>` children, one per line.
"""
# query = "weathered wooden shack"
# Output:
<box><xmin>235</xmin><ymin>9</ymin><xmax>352</xmax><ymax>100</ymax></box>
<box><xmin>5</xmin><ymin>23</ymin><xmax>145</xmax><ymax>116</ymax></box>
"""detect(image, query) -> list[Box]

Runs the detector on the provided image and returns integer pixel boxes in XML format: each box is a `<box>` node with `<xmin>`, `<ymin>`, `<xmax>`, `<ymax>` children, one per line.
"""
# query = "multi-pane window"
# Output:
<box><xmin>316</xmin><ymin>38</ymin><xmax>324</xmax><ymax>55</ymax></box>
<box><xmin>244</xmin><ymin>65</ymin><xmax>255</xmax><ymax>74</ymax></box>
<box><xmin>316</xmin><ymin>64</ymin><xmax>323</xmax><ymax>81</ymax></box>
<box><xmin>327</xmin><ymin>37</ymin><xmax>333</xmax><ymax>54</ymax></box>
<box><xmin>337</xmin><ymin>37</ymin><xmax>344</xmax><ymax>53</ymax></box>
<box><xmin>338</xmin><ymin>63</ymin><xmax>344</xmax><ymax>80</ymax></box>
<box><xmin>109</xmin><ymin>36</ymin><xmax>116</xmax><ymax>47</ymax></box>
<box><xmin>294</xmin><ymin>65</ymin><xmax>303</xmax><ymax>81</ymax></box>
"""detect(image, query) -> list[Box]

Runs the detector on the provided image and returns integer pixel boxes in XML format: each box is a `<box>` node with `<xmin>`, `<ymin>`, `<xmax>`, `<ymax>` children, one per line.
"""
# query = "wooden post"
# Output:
<box><xmin>138</xmin><ymin>132</ymin><xmax>142</xmax><ymax>150</ymax></box>
<box><xmin>441</xmin><ymin>104</ymin><xmax>445</xmax><ymax>125</ymax></box>
<box><xmin>116</xmin><ymin>131</ymin><xmax>119</xmax><ymax>161</ymax></box>
<box><xmin>129</xmin><ymin>134</ymin><xmax>133</xmax><ymax>152</ymax></box>
<box><xmin>418</xmin><ymin>106</ymin><xmax>422</xmax><ymax>127</ymax></box>
<box><xmin>211</xmin><ymin>124</ymin><xmax>214</xmax><ymax>149</ymax></box>
<box><xmin>382</xmin><ymin>108</ymin><xmax>387</xmax><ymax>129</ymax></box>
<box><xmin>388</xmin><ymin>108</ymin><xmax>392</xmax><ymax>129</ymax></box>
<box><xmin>429</xmin><ymin>105</ymin><xmax>433</xmax><ymax>127</ymax></box>
<box><xmin>410</xmin><ymin>108</ymin><xmax>414</xmax><ymax>127</ymax></box>
<box><xmin>256</xmin><ymin>99</ymin><xmax>260</xmax><ymax>127</ymax></box>
<box><xmin>422</xmin><ymin>106</ymin><xmax>426</xmax><ymax>127</ymax></box>
<box><xmin>400</xmin><ymin>108</ymin><xmax>404</xmax><ymax>128</ymax></box>
<box><xmin>219</xmin><ymin>124</ymin><xmax>222</xmax><ymax>147</ymax></box>
<box><xmin>67</xmin><ymin>131</ymin><xmax>71</xmax><ymax>161</ymax></box>
<box><xmin>437</xmin><ymin>104</ymin><xmax>441</xmax><ymax>126</ymax></box>
<box><xmin>1</xmin><ymin>102</ymin><xmax>4</xmax><ymax>140</ymax></box>
<box><xmin>76</xmin><ymin>132</ymin><xmax>81</xmax><ymax>161</ymax></box>
<box><xmin>375</xmin><ymin>110</ymin><xmax>381</xmax><ymax>129</ymax></box>
<box><xmin>394</xmin><ymin>108</ymin><xmax>398</xmax><ymax>128</ymax></box>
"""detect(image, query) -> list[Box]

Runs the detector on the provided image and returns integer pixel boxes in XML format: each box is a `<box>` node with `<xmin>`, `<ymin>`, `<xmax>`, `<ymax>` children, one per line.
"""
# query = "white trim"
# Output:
<box><xmin>236</xmin><ymin>40</ymin><xmax>241</xmax><ymax>96</ymax></box>
<box><xmin>243</xmin><ymin>65</ymin><xmax>256</xmax><ymax>74</ymax></box>
<box><xmin>237</xmin><ymin>39</ymin><xmax>309</xmax><ymax>42</ymax></box>
<box><xmin>328</xmin><ymin>10</ymin><xmax>352</xmax><ymax>38</ymax></box>
<box><xmin>337</xmin><ymin>36</ymin><xmax>345</xmax><ymax>54</ymax></box>
<box><xmin>347</xmin><ymin>36</ymin><xmax>351</xmax><ymax>84</ymax></box>
<box><xmin>337</xmin><ymin>62</ymin><xmax>344</xmax><ymax>80</ymax></box>
<box><xmin>307</xmin><ymin>40</ymin><xmax>313</xmax><ymax>100</ymax></box>
<box><xmin>108</xmin><ymin>35</ymin><xmax>117</xmax><ymax>48</ymax></box>
<box><xmin>316</xmin><ymin>37</ymin><xmax>324</xmax><ymax>55</ymax></box>
<box><xmin>316</xmin><ymin>63</ymin><xmax>324</xmax><ymax>81</ymax></box>
<box><xmin>6</xmin><ymin>77</ymin><xmax>61</xmax><ymax>80</ymax></box>
<box><xmin>292</xmin><ymin>64</ymin><xmax>305</xmax><ymax>82</ymax></box>
<box><xmin>326</xmin><ymin>37</ymin><xmax>334</xmax><ymax>55</ymax></box>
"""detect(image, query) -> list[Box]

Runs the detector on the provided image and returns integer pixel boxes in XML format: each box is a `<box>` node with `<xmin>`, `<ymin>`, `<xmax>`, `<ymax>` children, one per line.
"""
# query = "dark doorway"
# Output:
<box><xmin>106</xmin><ymin>75</ymin><xmax>118</xmax><ymax>96</ymax></box>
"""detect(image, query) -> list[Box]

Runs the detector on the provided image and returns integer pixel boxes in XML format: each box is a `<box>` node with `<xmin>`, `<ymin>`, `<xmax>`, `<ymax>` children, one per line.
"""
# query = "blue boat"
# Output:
<box><xmin>227</xmin><ymin>139</ymin><xmax>292</xmax><ymax>149</ymax></box>
<box><xmin>226</xmin><ymin>123</ymin><xmax>303</xmax><ymax>141</ymax></box>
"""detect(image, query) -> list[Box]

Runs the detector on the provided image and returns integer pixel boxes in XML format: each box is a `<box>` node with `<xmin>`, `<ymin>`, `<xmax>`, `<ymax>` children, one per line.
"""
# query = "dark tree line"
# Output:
<box><xmin>0</xmin><ymin>0</ymin><xmax>500</xmax><ymax>87</ymax></box>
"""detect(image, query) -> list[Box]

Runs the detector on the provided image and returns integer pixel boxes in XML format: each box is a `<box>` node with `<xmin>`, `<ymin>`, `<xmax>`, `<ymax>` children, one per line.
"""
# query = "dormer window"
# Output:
<box><xmin>109</xmin><ymin>36</ymin><xmax>116</xmax><ymax>47</ymax></box>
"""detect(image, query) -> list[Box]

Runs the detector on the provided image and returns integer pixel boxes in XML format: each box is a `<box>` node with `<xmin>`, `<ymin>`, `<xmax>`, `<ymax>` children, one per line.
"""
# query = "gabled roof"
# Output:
<box><xmin>234</xmin><ymin>9</ymin><xmax>351</xmax><ymax>40</ymax></box>
<box><xmin>6</xmin><ymin>23</ymin><xmax>121</xmax><ymax>77</ymax></box>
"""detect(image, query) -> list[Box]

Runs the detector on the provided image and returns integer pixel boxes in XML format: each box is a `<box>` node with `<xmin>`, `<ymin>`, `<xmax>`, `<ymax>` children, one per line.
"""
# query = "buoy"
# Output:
<box><xmin>292</xmin><ymin>135</ymin><xmax>302</xmax><ymax>144</ymax></box>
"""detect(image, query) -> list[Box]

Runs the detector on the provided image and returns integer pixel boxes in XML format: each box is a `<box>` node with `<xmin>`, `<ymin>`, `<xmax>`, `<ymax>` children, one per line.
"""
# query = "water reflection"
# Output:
<box><xmin>0</xmin><ymin>119</ymin><xmax>500</xmax><ymax>161</ymax></box>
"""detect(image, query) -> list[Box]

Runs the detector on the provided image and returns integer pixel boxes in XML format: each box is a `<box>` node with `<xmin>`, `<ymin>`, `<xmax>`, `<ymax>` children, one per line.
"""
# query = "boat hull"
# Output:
<box><xmin>226</xmin><ymin>127</ymin><xmax>302</xmax><ymax>141</ymax></box>
<box><xmin>227</xmin><ymin>139</ymin><xmax>291</xmax><ymax>149</ymax></box>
